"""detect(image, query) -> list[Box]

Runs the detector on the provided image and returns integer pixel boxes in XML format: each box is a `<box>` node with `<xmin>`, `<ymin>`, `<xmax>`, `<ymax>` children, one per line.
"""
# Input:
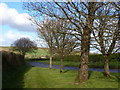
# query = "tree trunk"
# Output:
<box><xmin>75</xmin><ymin>3</ymin><xmax>95</xmax><ymax>84</ymax></box>
<box><xmin>49</xmin><ymin>56</ymin><xmax>52</xmax><ymax>71</ymax></box>
<box><xmin>60</xmin><ymin>57</ymin><xmax>64</xmax><ymax>73</ymax></box>
<box><xmin>103</xmin><ymin>55</ymin><xmax>110</xmax><ymax>77</ymax></box>
<box><xmin>75</xmin><ymin>26</ymin><xmax>90</xmax><ymax>84</ymax></box>
<box><xmin>22</xmin><ymin>52</ymin><xmax>25</xmax><ymax>60</ymax></box>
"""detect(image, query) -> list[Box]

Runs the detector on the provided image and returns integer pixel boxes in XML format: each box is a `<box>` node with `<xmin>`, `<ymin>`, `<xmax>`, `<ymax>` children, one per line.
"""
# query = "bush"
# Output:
<box><xmin>89</xmin><ymin>54</ymin><xmax>103</xmax><ymax>63</ymax></box>
<box><xmin>2</xmin><ymin>50</ymin><xmax>25</xmax><ymax>71</ymax></box>
<box><xmin>53</xmin><ymin>53</ymin><xmax>120</xmax><ymax>63</ymax></box>
<box><xmin>53</xmin><ymin>55</ymin><xmax>80</xmax><ymax>62</ymax></box>
<box><xmin>109</xmin><ymin>53</ymin><xmax>120</xmax><ymax>62</ymax></box>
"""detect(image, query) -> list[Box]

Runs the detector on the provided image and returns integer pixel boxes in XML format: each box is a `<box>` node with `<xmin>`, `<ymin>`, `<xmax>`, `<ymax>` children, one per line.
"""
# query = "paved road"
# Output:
<box><xmin>27</xmin><ymin>62</ymin><xmax>120</xmax><ymax>73</ymax></box>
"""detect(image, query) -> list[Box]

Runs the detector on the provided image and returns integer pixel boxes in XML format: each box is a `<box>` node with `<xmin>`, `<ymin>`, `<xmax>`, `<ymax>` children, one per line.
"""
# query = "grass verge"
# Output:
<box><xmin>3</xmin><ymin>65</ymin><xmax>120</xmax><ymax>88</ymax></box>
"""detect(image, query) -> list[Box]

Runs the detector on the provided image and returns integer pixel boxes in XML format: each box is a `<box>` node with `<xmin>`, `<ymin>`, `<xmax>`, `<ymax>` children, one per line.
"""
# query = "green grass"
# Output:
<box><xmin>2</xmin><ymin>47</ymin><xmax>120</xmax><ymax>88</ymax></box>
<box><xmin>35</xmin><ymin>60</ymin><xmax>80</xmax><ymax>67</ymax></box>
<box><xmin>3</xmin><ymin>65</ymin><xmax>119</xmax><ymax>88</ymax></box>
<box><xmin>1</xmin><ymin>46</ymin><xmax>49</xmax><ymax>58</ymax></box>
<box><xmin>25</xmin><ymin>50</ymin><xmax>120</xmax><ymax>69</ymax></box>
<box><xmin>25</xmin><ymin>48</ymin><xmax>49</xmax><ymax>58</ymax></box>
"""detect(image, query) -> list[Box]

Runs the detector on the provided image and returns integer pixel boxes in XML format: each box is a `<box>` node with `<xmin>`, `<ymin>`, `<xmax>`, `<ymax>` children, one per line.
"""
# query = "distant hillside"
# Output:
<box><xmin>0</xmin><ymin>46</ymin><xmax>11</xmax><ymax>51</ymax></box>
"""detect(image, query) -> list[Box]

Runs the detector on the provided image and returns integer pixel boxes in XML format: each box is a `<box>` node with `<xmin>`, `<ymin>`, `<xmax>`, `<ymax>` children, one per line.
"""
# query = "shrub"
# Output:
<box><xmin>2</xmin><ymin>50</ymin><xmax>25</xmax><ymax>71</ymax></box>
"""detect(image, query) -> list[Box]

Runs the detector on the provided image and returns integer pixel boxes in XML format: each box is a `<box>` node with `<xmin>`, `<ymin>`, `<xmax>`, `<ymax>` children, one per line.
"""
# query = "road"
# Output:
<box><xmin>27</xmin><ymin>62</ymin><xmax>120</xmax><ymax>73</ymax></box>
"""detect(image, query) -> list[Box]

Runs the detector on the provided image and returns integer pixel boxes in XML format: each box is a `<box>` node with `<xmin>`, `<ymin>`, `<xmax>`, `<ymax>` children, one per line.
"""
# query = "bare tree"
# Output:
<box><xmin>36</xmin><ymin>18</ymin><xmax>55</xmax><ymax>71</ymax></box>
<box><xmin>92</xmin><ymin>4</ymin><xmax>120</xmax><ymax>77</ymax></box>
<box><xmin>11</xmin><ymin>37</ymin><xmax>37</xmax><ymax>59</ymax></box>
<box><xmin>24</xmin><ymin>1</ymin><xmax>119</xmax><ymax>83</ymax></box>
<box><xmin>50</xmin><ymin>19</ymin><xmax>78</xmax><ymax>73</ymax></box>
<box><xmin>33</xmin><ymin>18</ymin><xmax>77</xmax><ymax>72</ymax></box>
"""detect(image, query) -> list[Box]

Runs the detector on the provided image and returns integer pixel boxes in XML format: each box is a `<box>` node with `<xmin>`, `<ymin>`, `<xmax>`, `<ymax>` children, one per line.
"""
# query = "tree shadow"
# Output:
<box><xmin>88</xmin><ymin>71</ymin><xmax>93</xmax><ymax>79</ymax></box>
<box><xmin>63</xmin><ymin>69</ymin><xmax>70</xmax><ymax>73</ymax></box>
<box><xmin>2</xmin><ymin>65</ymin><xmax>32</xmax><ymax>88</ymax></box>
<box><xmin>26</xmin><ymin>58</ymin><xmax>49</xmax><ymax>61</ymax></box>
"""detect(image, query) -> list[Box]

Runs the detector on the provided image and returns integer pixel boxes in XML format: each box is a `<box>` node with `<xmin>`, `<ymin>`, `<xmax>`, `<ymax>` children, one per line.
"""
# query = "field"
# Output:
<box><xmin>1</xmin><ymin>46</ymin><xmax>120</xmax><ymax>68</ymax></box>
<box><xmin>25</xmin><ymin>48</ymin><xmax>120</xmax><ymax>69</ymax></box>
<box><xmin>25</xmin><ymin>48</ymin><xmax>49</xmax><ymax>59</ymax></box>
<box><xmin>3</xmin><ymin>65</ymin><xmax>120</xmax><ymax>88</ymax></box>
<box><xmin>1</xmin><ymin>47</ymin><xmax>49</xmax><ymax>56</ymax></box>
<box><xmin>2</xmin><ymin>46</ymin><xmax>120</xmax><ymax>88</ymax></box>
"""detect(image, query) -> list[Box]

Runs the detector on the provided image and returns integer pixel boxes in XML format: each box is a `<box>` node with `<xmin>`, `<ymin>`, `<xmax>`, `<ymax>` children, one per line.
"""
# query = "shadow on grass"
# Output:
<box><xmin>26</xmin><ymin>58</ymin><xmax>49</xmax><ymax>62</ymax></box>
<box><xmin>112</xmin><ymin>73</ymin><xmax>120</xmax><ymax>84</ymax></box>
<box><xmin>63</xmin><ymin>69</ymin><xmax>70</xmax><ymax>73</ymax></box>
<box><xmin>2</xmin><ymin>65</ymin><xmax>32</xmax><ymax>88</ymax></box>
<box><xmin>88</xmin><ymin>71</ymin><xmax>93</xmax><ymax>79</ymax></box>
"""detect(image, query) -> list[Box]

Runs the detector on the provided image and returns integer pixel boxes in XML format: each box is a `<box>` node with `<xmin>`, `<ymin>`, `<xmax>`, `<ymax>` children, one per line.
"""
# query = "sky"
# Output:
<box><xmin>0</xmin><ymin>2</ymin><xmax>100</xmax><ymax>53</ymax></box>
<box><xmin>0</xmin><ymin>2</ymin><xmax>47</xmax><ymax>47</ymax></box>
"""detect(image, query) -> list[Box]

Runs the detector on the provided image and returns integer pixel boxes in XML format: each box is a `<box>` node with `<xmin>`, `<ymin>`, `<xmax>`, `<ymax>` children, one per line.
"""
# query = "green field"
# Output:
<box><xmin>1</xmin><ymin>46</ymin><xmax>119</xmax><ymax>68</ymax></box>
<box><xmin>1</xmin><ymin>47</ymin><xmax>49</xmax><ymax>57</ymax></box>
<box><xmin>25</xmin><ymin>48</ymin><xmax>49</xmax><ymax>58</ymax></box>
<box><xmin>3</xmin><ymin>65</ymin><xmax>120</xmax><ymax>88</ymax></box>
<box><xmin>24</xmin><ymin>48</ymin><xmax>120</xmax><ymax>69</ymax></box>
<box><xmin>2</xmin><ymin>47</ymin><xmax>120</xmax><ymax>88</ymax></box>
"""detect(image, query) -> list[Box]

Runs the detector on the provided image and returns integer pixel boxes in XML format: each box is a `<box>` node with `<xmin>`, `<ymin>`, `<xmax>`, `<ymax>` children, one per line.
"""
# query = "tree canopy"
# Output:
<box><xmin>11</xmin><ymin>37</ymin><xmax>37</xmax><ymax>58</ymax></box>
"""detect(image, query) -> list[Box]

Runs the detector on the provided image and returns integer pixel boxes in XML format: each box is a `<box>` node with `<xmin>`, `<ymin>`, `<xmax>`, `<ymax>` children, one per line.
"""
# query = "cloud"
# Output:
<box><xmin>0</xmin><ymin>30</ymin><xmax>32</xmax><ymax>46</ymax></box>
<box><xmin>0</xmin><ymin>3</ymin><xmax>35</xmax><ymax>32</ymax></box>
<box><xmin>0</xmin><ymin>30</ymin><xmax>48</xmax><ymax>47</ymax></box>
<box><xmin>0</xmin><ymin>3</ymin><xmax>47</xmax><ymax>47</ymax></box>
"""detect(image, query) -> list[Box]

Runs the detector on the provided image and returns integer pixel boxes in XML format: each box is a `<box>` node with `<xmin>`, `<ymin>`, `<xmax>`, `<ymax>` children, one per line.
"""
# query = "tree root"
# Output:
<box><xmin>103</xmin><ymin>72</ymin><xmax>117</xmax><ymax>79</ymax></box>
<box><xmin>60</xmin><ymin>70</ymin><xmax>63</xmax><ymax>73</ymax></box>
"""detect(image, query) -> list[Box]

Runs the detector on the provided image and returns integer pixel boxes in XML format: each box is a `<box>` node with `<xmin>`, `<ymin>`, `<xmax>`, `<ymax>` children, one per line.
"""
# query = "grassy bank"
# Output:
<box><xmin>3</xmin><ymin>65</ymin><xmax>120</xmax><ymax>88</ymax></box>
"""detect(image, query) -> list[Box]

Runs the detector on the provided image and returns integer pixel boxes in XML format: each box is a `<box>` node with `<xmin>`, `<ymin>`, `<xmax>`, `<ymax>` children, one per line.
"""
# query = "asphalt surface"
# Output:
<box><xmin>27</xmin><ymin>62</ymin><xmax>120</xmax><ymax>73</ymax></box>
